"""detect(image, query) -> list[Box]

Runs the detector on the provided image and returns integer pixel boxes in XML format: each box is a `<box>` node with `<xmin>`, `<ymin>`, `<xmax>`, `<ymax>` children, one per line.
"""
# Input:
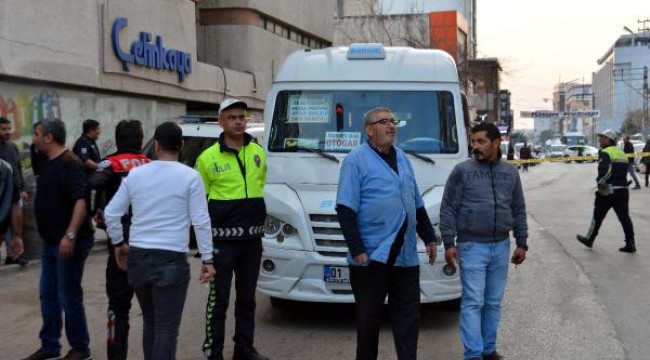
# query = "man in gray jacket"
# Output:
<box><xmin>440</xmin><ymin>122</ymin><xmax>528</xmax><ymax>360</ymax></box>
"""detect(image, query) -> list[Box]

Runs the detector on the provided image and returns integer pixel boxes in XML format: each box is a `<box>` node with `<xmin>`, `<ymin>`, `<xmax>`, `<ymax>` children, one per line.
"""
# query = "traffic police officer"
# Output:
<box><xmin>89</xmin><ymin>120</ymin><xmax>150</xmax><ymax>360</ymax></box>
<box><xmin>577</xmin><ymin>129</ymin><xmax>636</xmax><ymax>253</ymax></box>
<box><xmin>196</xmin><ymin>99</ymin><xmax>269</xmax><ymax>360</ymax></box>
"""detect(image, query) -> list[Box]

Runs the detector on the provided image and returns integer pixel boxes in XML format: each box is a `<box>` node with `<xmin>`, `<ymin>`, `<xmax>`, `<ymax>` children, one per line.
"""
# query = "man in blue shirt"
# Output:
<box><xmin>336</xmin><ymin>106</ymin><xmax>437</xmax><ymax>360</ymax></box>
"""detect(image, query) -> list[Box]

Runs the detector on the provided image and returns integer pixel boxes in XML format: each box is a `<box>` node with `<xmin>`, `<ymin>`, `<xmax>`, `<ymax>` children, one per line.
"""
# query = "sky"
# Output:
<box><xmin>476</xmin><ymin>1</ymin><xmax>649</xmax><ymax>129</ymax></box>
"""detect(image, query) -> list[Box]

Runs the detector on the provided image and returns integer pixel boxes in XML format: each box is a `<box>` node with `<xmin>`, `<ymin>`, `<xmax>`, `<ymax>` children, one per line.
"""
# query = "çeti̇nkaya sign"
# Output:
<box><xmin>111</xmin><ymin>17</ymin><xmax>192</xmax><ymax>82</ymax></box>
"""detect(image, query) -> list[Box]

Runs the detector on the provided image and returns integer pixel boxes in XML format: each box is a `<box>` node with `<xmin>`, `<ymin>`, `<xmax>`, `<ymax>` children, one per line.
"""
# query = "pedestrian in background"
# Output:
<box><xmin>440</xmin><ymin>122</ymin><xmax>528</xmax><ymax>360</ymax></box>
<box><xmin>519</xmin><ymin>141</ymin><xmax>532</xmax><ymax>171</ymax></box>
<box><xmin>195</xmin><ymin>99</ymin><xmax>269</xmax><ymax>360</ymax></box>
<box><xmin>89</xmin><ymin>120</ymin><xmax>150</xmax><ymax>360</ymax></box>
<box><xmin>104</xmin><ymin>122</ymin><xmax>215</xmax><ymax>360</ymax></box>
<box><xmin>623</xmin><ymin>136</ymin><xmax>641</xmax><ymax>189</ymax></box>
<box><xmin>506</xmin><ymin>143</ymin><xmax>515</xmax><ymax>161</ymax></box>
<box><xmin>0</xmin><ymin>117</ymin><xmax>28</xmax><ymax>265</ymax></box>
<box><xmin>641</xmin><ymin>139</ymin><xmax>650</xmax><ymax>187</ymax></box>
<box><xmin>577</xmin><ymin>130</ymin><xmax>636</xmax><ymax>253</ymax></box>
<box><xmin>23</xmin><ymin>119</ymin><xmax>95</xmax><ymax>360</ymax></box>
<box><xmin>73</xmin><ymin>119</ymin><xmax>102</xmax><ymax>174</ymax></box>
<box><xmin>336</xmin><ymin>106</ymin><xmax>437</xmax><ymax>360</ymax></box>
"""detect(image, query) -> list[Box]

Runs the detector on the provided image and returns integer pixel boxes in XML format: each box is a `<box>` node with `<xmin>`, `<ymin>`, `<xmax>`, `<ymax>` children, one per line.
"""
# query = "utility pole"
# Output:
<box><xmin>641</xmin><ymin>19</ymin><xmax>649</xmax><ymax>136</ymax></box>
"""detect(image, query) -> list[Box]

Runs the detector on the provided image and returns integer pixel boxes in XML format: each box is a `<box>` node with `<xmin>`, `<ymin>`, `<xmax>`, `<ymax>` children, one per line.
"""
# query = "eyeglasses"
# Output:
<box><xmin>368</xmin><ymin>118</ymin><xmax>400</xmax><ymax>126</ymax></box>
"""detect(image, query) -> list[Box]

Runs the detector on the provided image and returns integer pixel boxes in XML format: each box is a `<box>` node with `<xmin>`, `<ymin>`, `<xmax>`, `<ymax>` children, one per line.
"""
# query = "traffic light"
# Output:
<box><xmin>335</xmin><ymin>103</ymin><xmax>344</xmax><ymax>131</ymax></box>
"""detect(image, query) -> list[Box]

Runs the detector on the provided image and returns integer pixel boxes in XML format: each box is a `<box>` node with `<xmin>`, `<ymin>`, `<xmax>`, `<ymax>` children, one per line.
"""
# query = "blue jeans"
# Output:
<box><xmin>458</xmin><ymin>239</ymin><xmax>510</xmax><ymax>360</ymax></box>
<box><xmin>128</xmin><ymin>247</ymin><xmax>190</xmax><ymax>360</ymax></box>
<box><xmin>39</xmin><ymin>236</ymin><xmax>94</xmax><ymax>352</ymax></box>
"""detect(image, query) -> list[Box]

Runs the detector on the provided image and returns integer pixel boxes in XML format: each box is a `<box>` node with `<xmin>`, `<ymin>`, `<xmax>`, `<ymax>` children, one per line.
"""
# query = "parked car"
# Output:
<box><xmin>563</xmin><ymin>145</ymin><xmax>599</xmax><ymax>163</ymax></box>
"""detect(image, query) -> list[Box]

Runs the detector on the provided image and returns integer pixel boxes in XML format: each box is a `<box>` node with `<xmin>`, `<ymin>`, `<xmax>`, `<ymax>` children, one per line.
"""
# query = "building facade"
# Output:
<box><xmin>594</xmin><ymin>32</ymin><xmax>650</xmax><ymax>138</ymax></box>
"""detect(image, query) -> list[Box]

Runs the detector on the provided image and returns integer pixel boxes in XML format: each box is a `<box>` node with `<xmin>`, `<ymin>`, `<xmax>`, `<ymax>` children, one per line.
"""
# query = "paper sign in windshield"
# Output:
<box><xmin>287</xmin><ymin>93</ymin><xmax>332</xmax><ymax>123</ymax></box>
<box><xmin>325</xmin><ymin>132</ymin><xmax>361</xmax><ymax>151</ymax></box>
<box><xmin>284</xmin><ymin>138</ymin><xmax>320</xmax><ymax>149</ymax></box>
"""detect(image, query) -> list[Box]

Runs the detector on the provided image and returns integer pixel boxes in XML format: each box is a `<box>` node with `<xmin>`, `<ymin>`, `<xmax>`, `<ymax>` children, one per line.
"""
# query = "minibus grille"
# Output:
<box><xmin>309</xmin><ymin>214</ymin><xmax>348</xmax><ymax>256</ymax></box>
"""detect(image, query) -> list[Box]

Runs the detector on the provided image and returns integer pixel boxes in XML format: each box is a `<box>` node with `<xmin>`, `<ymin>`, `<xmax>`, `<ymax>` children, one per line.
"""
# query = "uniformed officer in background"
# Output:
<box><xmin>577</xmin><ymin>129</ymin><xmax>636</xmax><ymax>253</ymax></box>
<box><xmin>73</xmin><ymin>119</ymin><xmax>102</xmax><ymax>174</ymax></box>
<box><xmin>195</xmin><ymin>99</ymin><xmax>269</xmax><ymax>360</ymax></box>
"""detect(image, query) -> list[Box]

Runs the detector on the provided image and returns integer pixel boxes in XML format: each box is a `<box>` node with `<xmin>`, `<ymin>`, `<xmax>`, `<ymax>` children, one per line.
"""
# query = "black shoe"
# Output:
<box><xmin>576</xmin><ymin>235</ymin><xmax>593</xmax><ymax>248</ymax></box>
<box><xmin>619</xmin><ymin>245</ymin><xmax>637</xmax><ymax>253</ymax></box>
<box><xmin>483</xmin><ymin>351</ymin><xmax>505</xmax><ymax>359</ymax></box>
<box><xmin>5</xmin><ymin>255</ymin><xmax>29</xmax><ymax>266</ymax></box>
<box><xmin>232</xmin><ymin>347</ymin><xmax>269</xmax><ymax>360</ymax></box>
<box><xmin>633</xmin><ymin>185</ymin><xmax>641</xmax><ymax>189</ymax></box>
<box><xmin>62</xmin><ymin>348</ymin><xmax>92</xmax><ymax>360</ymax></box>
<box><xmin>22</xmin><ymin>348</ymin><xmax>61</xmax><ymax>360</ymax></box>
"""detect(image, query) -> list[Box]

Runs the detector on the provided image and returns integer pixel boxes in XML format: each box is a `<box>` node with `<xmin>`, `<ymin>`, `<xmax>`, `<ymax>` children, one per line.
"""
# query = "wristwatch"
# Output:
<box><xmin>66</xmin><ymin>232</ymin><xmax>76</xmax><ymax>241</ymax></box>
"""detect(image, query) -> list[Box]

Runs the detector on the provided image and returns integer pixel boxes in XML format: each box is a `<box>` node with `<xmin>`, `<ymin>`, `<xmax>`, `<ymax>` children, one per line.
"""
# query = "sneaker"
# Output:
<box><xmin>576</xmin><ymin>235</ymin><xmax>594</xmax><ymax>248</ymax></box>
<box><xmin>22</xmin><ymin>348</ymin><xmax>61</xmax><ymax>360</ymax></box>
<box><xmin>232</xmin><ymin>346</ymin><xmax>269</xmax><ymax>360</ymax></box>
<box><xmin>62</xmin><ymin>348</ymin><xmax>92</xmax><ymax>360</ymax></box>
<box><xmin>619</xmin><ymin>245</ymin><xmax>637</xmax><ymax>253</ymax></box>
<box><xmin>483</xmin><ymin>351</ymin><xmax>505</xmax><ymax>359</ymax></box>
<box><xmin>633</xmin><ymin>185</ymin><xmax>641</xmax><ymax>189</ymax></box>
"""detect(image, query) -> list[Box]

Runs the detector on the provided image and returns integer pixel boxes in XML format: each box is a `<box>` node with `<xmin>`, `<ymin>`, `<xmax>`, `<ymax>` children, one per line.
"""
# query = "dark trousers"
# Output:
<box><xmin>127</xmin><ymin>247</ymin><xmax>190</xmax><ymax>360</ymax></box>
<box><xmin>349</xmin><ymin>262</ymin><xmax>420</xmax><ymax>360</ymax></box>
<box><xmin>203</xmin><ymin>239</ymin><xmax>263</xmax><ymax>359</ymax></box>
<box><xmin>106</xmin><ymin>242</ymin><xmax>135</xmax><ymax>360</ymax></box>
<box><xmin>586</xmin><ymin>189</ymin><xmax>635</xmax><ymax>245</ymax></box>
<box><xmin>645</xmin><ymin>165</ymin><xmax>649</xmax><ymax>186</ymax></box>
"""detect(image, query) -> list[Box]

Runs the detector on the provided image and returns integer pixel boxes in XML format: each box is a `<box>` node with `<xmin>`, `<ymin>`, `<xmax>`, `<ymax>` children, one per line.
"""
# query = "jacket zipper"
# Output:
<box><xmin>490</xmin><ymin>162</ymin><xmax>497</xmax><ymax>241</ymax></box>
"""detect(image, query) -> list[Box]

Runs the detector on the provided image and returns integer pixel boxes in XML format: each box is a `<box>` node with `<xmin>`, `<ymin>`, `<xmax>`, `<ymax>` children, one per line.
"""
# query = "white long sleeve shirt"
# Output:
<box><xmin>104</xmin><ymin>160</ymin><xmax>213</xmax><ymax>261</ymax></box>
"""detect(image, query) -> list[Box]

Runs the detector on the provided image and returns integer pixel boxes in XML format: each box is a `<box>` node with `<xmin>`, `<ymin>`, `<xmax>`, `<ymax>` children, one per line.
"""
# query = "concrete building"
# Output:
<box><xmin>0</xmin><ymin>0</ymin><xmax>334</xmax><ymax>154</ymax></box>
<box><xmin>594</xmin><ymin>31</ymin><xmax>650</xmax><ymax>138</ymax></box>
<box><xmin>335</xmin><ymin>0</ymin><xmax>476</xmax><ymax>58</ymax></box>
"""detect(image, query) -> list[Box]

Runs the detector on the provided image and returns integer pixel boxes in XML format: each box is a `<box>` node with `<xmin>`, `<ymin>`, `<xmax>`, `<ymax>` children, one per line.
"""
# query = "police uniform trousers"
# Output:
<box><xmin>106</xmin><ymin>226</ymin><xmax>134</xmax><ymax>360</ymax></box>
<box><xmin>203</xmin><ymin>238</ymin><xmax>263</xmax><ymax>358</ymax></box>
<box><xmin>588</xmin><ymin>189</ymin><xmax>635</xmax><ymax>246</ymax></box>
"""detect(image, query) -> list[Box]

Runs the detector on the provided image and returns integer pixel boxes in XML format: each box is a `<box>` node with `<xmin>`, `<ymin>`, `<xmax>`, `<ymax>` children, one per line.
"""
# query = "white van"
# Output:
<box><xmin>258</xmin><ymin>44</ymin><xmax>468</xmax><ymax>305</ymax></box>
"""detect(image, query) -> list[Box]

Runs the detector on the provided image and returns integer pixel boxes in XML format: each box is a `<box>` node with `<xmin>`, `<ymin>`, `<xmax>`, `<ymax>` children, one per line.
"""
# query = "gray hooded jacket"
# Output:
<box><xmin>440</xmin><ymin>158</ymin><xmax>528</xmax><ymax>249</ymax></box>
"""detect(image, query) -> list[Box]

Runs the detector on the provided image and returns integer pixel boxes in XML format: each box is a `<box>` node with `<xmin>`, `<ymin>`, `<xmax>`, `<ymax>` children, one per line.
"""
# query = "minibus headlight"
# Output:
<box><xmin>263</xmin><ymin>215</ymin><xmax>282</xmax><ymax>237</ymax></box>
<box><xmin>281</xmin><ymin>223</ymin><xmax>297</xmax><ymax>237</ymax></box>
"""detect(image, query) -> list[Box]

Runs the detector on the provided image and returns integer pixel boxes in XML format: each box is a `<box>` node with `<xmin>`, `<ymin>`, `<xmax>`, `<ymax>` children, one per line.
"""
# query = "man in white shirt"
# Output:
<box><xmin>104</xmin><ymin>122</ymin><xmax>215</xmax><ymax>360</ymax></box>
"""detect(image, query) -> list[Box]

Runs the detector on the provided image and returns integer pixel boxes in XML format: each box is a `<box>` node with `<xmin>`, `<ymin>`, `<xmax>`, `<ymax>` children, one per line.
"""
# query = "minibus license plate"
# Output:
<box><xmin>324</xmin><ymin>265</ymin><xmax>349</xmax><ymax>283</ymax></box>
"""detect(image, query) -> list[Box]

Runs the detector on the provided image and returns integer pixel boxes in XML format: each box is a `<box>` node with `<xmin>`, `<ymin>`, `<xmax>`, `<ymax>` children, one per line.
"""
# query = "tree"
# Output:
<box><xmin>538</xmin><ymin>130</ymin><xmax>554</xmax><ymax>145</ymax></box>
<box><xmin>334</xmin><ymin>0</ymin><xmax>431</xmax><ymax>48</ymax></box>
<box><xmin>620</xmin><ymin>109</ymin><xmax>644</xmax><ymax>136</ymax></box>
<box><xmin>509</xmin><ymin>130</ymin><xmax>528</xmax><ymax>145</ymax></box>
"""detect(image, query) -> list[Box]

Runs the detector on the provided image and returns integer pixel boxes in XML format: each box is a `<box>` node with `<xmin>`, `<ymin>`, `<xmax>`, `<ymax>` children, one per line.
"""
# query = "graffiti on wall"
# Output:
<box><xmin>0</xmin><ymin>89</ymin><xmax>62</xmax><ymax>143</ymax></box>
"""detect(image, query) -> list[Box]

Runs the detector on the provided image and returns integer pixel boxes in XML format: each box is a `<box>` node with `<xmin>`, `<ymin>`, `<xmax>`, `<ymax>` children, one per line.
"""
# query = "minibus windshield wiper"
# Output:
<box><xmin>404</xmin><ymin>150</ymin><xmax>435</xmax><ymax>165</ymax></box>
<box><xmin>279</xmin><ymin>146</ymin><xmax>340</xmax><ymax>163</ymax></box>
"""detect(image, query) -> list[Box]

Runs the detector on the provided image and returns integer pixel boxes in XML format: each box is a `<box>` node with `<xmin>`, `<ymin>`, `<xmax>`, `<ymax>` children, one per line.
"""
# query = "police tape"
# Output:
<box><xmin>507</xmin><ymin>152</ymin><xmax>650</xmax><ymax>165</ymax></box>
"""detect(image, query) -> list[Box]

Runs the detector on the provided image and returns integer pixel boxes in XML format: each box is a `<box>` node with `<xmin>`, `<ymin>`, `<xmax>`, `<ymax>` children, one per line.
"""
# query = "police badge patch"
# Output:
<box><xmin>98</xmin><ymin>160</ymin><xmax>112</xmax><ymax>169</ymax></box>
<box><xmin>81</xmin><ymin>147</ymin><xmax>88</xmax><ymax>154</ymax></box>
<box><xmin>254</xmin><ymin>154</ymin><xmax>261</xmax><ymax>168</ymax></box>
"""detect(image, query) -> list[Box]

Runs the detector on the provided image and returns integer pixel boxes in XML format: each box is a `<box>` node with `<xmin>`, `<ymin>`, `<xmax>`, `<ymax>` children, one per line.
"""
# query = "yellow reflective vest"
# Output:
<box><xmin>195</xmin><ymin>133</ymin><xmax>267</xmax><ymax>240</ymax></box>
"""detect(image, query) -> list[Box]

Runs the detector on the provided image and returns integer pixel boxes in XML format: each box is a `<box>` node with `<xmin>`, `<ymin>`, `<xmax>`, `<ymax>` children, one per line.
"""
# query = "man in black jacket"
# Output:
<box><xmin>90</xmin><ymin>120</ymin><xmax>150</xmax><ymax>360</ymax></box>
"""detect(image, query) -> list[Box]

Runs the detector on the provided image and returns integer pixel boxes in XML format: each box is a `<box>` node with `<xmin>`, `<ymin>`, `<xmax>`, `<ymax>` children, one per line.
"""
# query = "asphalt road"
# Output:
<box><xmin>1</xmin><ymin>161</ymin><xmax>648</xmax><ymax>359</ymax></box>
